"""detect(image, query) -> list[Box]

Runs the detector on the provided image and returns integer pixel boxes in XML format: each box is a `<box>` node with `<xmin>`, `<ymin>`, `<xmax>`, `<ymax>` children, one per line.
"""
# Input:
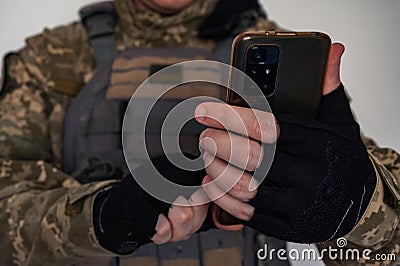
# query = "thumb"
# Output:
<box><xmin>323</xmin><ymin>43</ymin><xmax>345</xmax><ymax>95</ymax></box>
<box><xmin>151</xmin><ymin>214</ymin><xmax>172</xmax><ymax>244</ymax></box>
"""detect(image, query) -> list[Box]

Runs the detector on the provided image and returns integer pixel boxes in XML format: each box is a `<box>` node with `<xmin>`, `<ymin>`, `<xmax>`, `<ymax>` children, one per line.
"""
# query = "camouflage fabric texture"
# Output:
<box><xmin>0</xmin><ymin>0</ymin><xmax>399</xmax><ymax>265</ymax></box>
<box><xmin>319</xmin><ymin>138</ymin><xmax>400</xmax><ymax>265</ymax></box>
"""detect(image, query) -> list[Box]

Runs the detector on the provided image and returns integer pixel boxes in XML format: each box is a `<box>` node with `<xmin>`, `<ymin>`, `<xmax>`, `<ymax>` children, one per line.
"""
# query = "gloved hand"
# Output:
<box><xmin>246</xmin><ymin>84</ymin><xmax>376</xmax><ymax>243</ymax></box>
<box><xmin>93</xmin><ymin>154</ymin><xmax>209</xmax><ymax>254</ymax></box>
<box><xmin>195</xmin><ymin>43</ymin><xmax>377</xmax><ymax>243</ymax></box>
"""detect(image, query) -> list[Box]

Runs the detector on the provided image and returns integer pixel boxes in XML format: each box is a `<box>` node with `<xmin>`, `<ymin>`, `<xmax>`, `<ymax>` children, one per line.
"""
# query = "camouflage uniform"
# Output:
<box><xmin>0</xmin><ymin>0</ymin><xmax>398</xmax><ymax>265</ymax></box>
<box><xmin>318</xmin><ymin>139</ymin><xmax>400</xmax><ymax>265</ymax></box>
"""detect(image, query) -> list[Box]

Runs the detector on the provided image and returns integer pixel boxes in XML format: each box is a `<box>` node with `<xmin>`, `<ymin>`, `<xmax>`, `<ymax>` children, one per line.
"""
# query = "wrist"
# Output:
<box><xmin>92</xmin><ymin>177</ymin><xmax>155</xmax><ymax>254</ymax></box>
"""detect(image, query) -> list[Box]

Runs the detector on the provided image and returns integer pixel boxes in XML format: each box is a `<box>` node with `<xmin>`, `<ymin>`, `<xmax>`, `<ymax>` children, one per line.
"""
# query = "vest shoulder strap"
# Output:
<box><xmin>80</xmin><ymin>1</ymin><xmax>117</xmax><ymax>70</ymax></box>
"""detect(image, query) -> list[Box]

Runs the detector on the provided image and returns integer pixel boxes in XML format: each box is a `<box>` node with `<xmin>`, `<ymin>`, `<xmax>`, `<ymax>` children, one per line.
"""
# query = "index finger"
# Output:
<box><xmin>195</xmin><ymin>102</ymin><xmax>279</xmax><ymax>143</ymax></box>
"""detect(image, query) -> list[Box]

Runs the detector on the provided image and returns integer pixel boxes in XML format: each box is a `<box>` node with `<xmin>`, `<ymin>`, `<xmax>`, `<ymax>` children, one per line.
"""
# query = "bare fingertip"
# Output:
<box><xmin>202</xmin><ymin>175</ymin><xmax>211</xmax><ymax>185</ymax></box>
<box><xmin>195</xmin><ymin>104</ymin><xmax>207</xmax><ymax>121</ymax></box>
<box><xmin>248</xmin><ymin>178</ymin><xmax>259</xmax><ymax>192</ymax></box>
<box><xmin>152</xmin><ymin>214</ymin><xmax>171</xmax><ymax>243</ymax></box>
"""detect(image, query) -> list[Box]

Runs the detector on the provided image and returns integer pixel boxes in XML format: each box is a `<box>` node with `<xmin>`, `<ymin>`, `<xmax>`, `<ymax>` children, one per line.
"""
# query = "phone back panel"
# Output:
<box><xmin>228</xmin><ymin>32</ymin><xmax>331</xmax><ymax>117</ymax></box>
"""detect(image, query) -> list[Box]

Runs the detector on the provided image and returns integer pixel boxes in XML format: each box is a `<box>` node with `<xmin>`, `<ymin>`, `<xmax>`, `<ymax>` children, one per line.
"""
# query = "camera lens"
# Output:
<box><xmin>251</xmin><ymin>68</ymin><xmax>257</xmax><ymax>75</ymax></box>
<box><xmin>249</xmin><ymin>47</ymin><xmax>267</xmax><ymax>64</ymax></box>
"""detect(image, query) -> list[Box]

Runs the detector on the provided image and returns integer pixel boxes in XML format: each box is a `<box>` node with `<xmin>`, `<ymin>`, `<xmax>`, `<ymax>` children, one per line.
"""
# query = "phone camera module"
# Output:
<box><xmin>245</xmin><ymin>45</ymin><xmax>280</xmax><ymax>97</ymax></box>
<box><xmin>249</xmin><ymin>47</ymin><xmax>266</xmax><ymax>64</ymax></box>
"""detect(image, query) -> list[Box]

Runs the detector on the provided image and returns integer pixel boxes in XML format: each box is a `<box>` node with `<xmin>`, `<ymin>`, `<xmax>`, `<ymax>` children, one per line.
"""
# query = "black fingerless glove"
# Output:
<box><xmin>93</xmin><ymin>175</ymin><xmax>163</xmax><ymax>254</ymax></box>
<box><xmin>246</xmin><ymin>84</ymin><xmax>376</xmax><ymax>243</ymax></box>
<box><xmin>93</xmin><ymin>154</ymin><xmax>208</xmax><ymax>254</ymax></box>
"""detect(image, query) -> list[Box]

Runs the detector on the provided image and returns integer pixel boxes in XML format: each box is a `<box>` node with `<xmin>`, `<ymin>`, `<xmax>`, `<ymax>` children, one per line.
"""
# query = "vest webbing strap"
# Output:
<box><xmin>62</xmin><ymin>1</ymin><xmax>120</xmax><ymax>175</ymax></box>
<box><xmin>80</xmin><ymin>1</ymin><xmax>117</xmax><ymax>70</ymax></box>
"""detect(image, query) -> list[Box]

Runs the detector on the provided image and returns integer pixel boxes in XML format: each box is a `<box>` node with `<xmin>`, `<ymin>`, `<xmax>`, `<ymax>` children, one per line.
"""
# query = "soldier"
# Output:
<box><xmin>0</xmin><ymin>1</ymin><xmax>399</xmax><ymax>266</ymax></box>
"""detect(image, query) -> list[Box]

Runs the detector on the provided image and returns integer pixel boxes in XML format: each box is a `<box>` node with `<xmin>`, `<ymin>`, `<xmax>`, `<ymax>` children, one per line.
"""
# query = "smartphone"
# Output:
<box><xmin>217</xmin><ymin>31</ymin><xmax>331</xmax><ymax>226</ymax></box>
<box><xmin>227</xmin><ymin>31</ymin><xmax>331</xmax><ymax>115</ymax></box>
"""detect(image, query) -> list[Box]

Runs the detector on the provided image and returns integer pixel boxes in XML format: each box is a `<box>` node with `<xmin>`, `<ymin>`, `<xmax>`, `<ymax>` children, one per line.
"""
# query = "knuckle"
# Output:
<box><xmin>231</xmin><ymin>205</ymin><xmax>250</xmax><ymax>221</ymax></box>
<box><xmin>238</xmin><ymin>143</ymin><xmax>252</xmax><ymax>169</ymax></box>
<box><xmin>176</xmin><ymin>207</ymin><xmax>194</xmax><ymax>224</ymax></box>
<box><xmin>259</xmin><ymin>116</ymin><xmax>271</xmax><ymax>136</ymax></box>
<box><xmin>239</xmin><ymin>207</ymin><xmax>255</xmax><ymax>221</ymax></box>
<box><xmin>252</xmin><ymin>117</ymin><xmax>263</xmax><ymax>139</ymax></box>
<box><xmin>230</xmin><ymin>183</ymin><xmax>243</xmax><ymax>198</ymax></box>
<box><xmin>254</xmin><ymin>115</ymin><xmax>275</xmax><ymax>143</ymax></box>
<box><xmin>230</xmin><ymin>179</ymin><xmax>257</xmax><ymax>201</ymax></box>
<box><xmin>237</xmin><ymin>177</ymin><xmax>249</xmax><ymax>193</ymax></box>
<box><xmin>247</xmin><ymin>141</ymin><xmax>262</xmax><ymax>170</ymax></box>
<box><xmin>238</xmin><ymin>148</ymin><xmax>249</xmax><ymax>168</ymax></box>
<box><xmin>230</xmin><ymin>205</ymin><xmax>243</xmax><ymax>219</ymax></box>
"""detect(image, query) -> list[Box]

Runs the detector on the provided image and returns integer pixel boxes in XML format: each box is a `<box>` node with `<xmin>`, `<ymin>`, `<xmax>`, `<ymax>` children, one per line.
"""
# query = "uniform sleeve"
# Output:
<box><xmin>0</xmin><ymin>24</ymin><xmax>118</xmax><ymax>265</ymax></box>
<box><xmin>318</xmin><ymin>136</ymin><xmax>400</xmax><ymax>265</ymax></box>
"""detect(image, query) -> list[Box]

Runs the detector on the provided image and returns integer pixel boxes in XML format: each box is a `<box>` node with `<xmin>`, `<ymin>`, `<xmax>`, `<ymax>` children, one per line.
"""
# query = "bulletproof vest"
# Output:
<box><xmin>62</xmin><ymin>2</ymin><xmax>287</xmax><ymax>266</ymax></box>
<box><xmin>62</xmin><ymin>2</ymin><xmax>236</xmax><ymax>180</ymax></box>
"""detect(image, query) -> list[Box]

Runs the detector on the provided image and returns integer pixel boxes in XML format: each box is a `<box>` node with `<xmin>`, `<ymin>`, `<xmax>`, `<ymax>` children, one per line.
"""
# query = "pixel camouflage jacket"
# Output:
<box><xmin>0</xmin><ymin>0</ymin><xmax>399</xmax><ymax>265</ymax></box>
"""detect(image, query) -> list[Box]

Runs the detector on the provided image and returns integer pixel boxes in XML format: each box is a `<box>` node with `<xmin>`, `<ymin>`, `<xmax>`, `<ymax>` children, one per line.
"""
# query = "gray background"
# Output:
<box><xmin>1</xmin><ymin>1</ymin><xmax>399</xmax><ymax>264</ymax></box>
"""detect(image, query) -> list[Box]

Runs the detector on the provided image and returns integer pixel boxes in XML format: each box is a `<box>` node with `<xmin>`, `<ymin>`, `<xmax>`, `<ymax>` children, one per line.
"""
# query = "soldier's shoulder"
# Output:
<box><xmin>24</xmin><ymin>21</ymin><xmax>90</xmax><ymax>58</ymax></box>
<box><xmin>14</xmin><ymin>21</ymin><xmax>94</xmax><ymax>95</ymax></box>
